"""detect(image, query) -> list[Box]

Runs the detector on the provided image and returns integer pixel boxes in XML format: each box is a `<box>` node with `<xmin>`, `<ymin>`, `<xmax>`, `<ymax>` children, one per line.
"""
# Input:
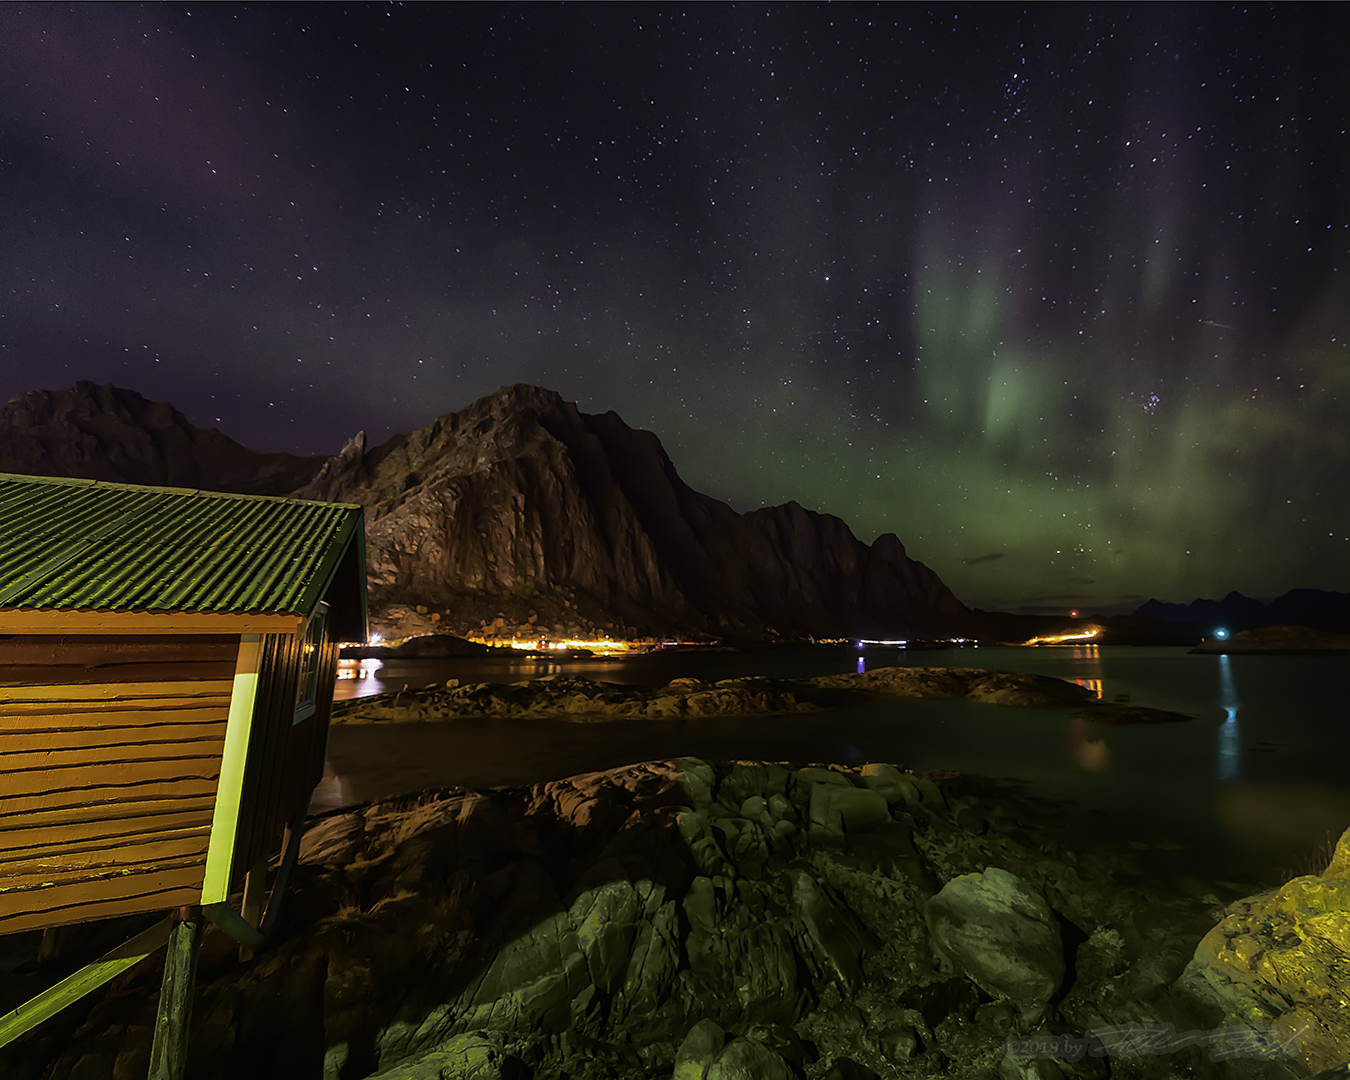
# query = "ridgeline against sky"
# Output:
<box><xmin>1</xmin><ymin>4</ymin><xmax>1346</xmax><ymax>613</ymax></box>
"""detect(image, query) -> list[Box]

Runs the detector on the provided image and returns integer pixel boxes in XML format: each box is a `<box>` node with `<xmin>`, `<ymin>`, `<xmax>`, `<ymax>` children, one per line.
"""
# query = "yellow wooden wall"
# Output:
<box><xmin>0</xmin><ymin>635</ymin><xmax>238</xmax><ymax>934</ymax></box>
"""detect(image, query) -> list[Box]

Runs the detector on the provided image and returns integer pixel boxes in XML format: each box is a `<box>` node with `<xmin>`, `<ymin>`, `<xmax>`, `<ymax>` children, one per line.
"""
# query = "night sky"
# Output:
<box><xmin>3</xmin><ymin>3</ymin><xmax>1348</xmax><ymax>615</ymax></box>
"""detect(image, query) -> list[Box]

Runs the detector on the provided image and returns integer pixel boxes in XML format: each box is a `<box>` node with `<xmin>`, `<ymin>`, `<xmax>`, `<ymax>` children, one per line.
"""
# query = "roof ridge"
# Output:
<box><xmin>0</xmin><ymin>472</ymin><xmax>361</xmax><ymax>510</ymax></box>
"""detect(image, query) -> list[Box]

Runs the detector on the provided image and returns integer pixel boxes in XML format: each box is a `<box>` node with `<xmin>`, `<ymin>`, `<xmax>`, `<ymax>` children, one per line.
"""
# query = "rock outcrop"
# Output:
<box><xmin>292</xmin><ymin>384</ymin><xmax>972</xmax><ymax>641</ymax></box>
<box><xmin>1179</xmin><ymin>825</ymin><xmax>1350</xmax><ymax>1075</ymax></box>
<box><xmin>328</xmin><ymin>666</ymin><xmax>1192</xmax><ymax>726</ymax></box>
<box><xmin>3</xmin><ymin>759</ymin><xmax>1306</xmax><ymax>1080</ymax></box>
<box><xmin>0</xmin><ymin>382</ymin><xmax>325</xmax><ymax>494</ymax></box>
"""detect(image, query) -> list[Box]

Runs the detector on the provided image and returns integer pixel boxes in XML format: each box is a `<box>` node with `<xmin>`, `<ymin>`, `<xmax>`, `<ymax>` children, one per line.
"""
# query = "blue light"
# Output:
<box><xmin>1215</xmin><ymin>628</ymin><xmax>1229</xmax><ymax>640</ymax></box>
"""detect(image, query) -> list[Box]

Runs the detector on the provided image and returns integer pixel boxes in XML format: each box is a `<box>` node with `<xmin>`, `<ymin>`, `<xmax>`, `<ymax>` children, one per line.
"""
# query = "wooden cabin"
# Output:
<box><xmin>0</xmin><ymin>472</ymin><xmax>366</xmax><ymax>938</ymax></box>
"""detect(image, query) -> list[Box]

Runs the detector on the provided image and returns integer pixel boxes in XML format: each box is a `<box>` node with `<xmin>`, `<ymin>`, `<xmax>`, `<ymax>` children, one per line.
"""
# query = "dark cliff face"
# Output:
<box><xmin>294</xmin><ymin>383</ymin><xmax>972</xmax><ymax>638</ymax></box>
<box><xmin>0</xmin><ymin>382</ymin><xmax>325</xmax><ymax>495</ymax></box>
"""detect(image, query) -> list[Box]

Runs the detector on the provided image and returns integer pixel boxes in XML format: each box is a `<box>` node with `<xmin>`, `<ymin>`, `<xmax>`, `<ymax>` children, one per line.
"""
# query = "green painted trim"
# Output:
<box><xmin>0</xmin><ymin>917</ymin><xmax>171</xmax><ymax>1049</ymax></box>
<box><xmin>201</xmin><ymin>634</ymin><xmax>264</xmax><ymax>904</ymax></box>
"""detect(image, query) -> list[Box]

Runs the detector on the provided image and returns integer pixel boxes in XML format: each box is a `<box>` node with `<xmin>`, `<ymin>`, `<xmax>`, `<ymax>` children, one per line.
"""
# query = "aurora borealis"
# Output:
<box><xmin>2</xmin><ymin>4</ymin><xmax>1347</xmax><ymax>614</ymax></box>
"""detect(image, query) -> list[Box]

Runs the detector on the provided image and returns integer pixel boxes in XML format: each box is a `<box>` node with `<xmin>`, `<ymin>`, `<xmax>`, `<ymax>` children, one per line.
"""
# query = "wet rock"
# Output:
<box><xmin>924</xmin><ymin>866</ymin><xmax>1066</xmax><ymax>1016</ymax></box>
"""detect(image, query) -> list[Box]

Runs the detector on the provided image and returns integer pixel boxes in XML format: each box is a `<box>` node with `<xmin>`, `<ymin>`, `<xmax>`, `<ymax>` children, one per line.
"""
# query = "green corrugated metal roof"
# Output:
<box><xmin>0</xmin><ymin>473</ymin><xmax>363</xmax><ymax>616</ymax></box>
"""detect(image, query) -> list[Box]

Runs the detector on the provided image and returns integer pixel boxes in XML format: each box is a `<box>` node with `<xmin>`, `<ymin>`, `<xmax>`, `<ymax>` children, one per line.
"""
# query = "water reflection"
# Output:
<box><xmin>310</xmin><ymin>760</ymin><xmax>353</xmax><ymax>815</ymax></box>
<box><xmin>318</xmin><ymin>646</ymin><xmax>1350</xmax><ymax>882</ymax></box>
<box><xmin>1067</xmin><ymin>716</ymin><xmax>1111</xmax><ymax>771</ymax></box>
<box><xmin>1217</xmin><ymin>654</ymin><xmax>1241</xmax><ymax>783</ymax></box>
<box><xmin>337</xmin><ymin>657</ymin><xmax>384</xmax><ymax>680</ymax></box>
<box><xmin>1068</xmin><ymin>644</ymin><xmax>1105</xmax><ymax>699</ymax></box>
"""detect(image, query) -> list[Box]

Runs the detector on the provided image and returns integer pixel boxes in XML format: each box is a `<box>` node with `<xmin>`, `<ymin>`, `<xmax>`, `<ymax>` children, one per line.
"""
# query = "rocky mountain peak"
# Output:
<box><xmin>296</xmin><ymin>384</ymin><xmax>972</xmax><ymax>640</ymax></box>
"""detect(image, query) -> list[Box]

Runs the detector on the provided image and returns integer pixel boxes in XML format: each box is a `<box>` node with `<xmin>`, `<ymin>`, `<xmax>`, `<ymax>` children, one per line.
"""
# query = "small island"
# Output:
<box><xmin>1191</xmin><ymin>625</ymin><xmax>1350</xmax><ymax>655</ymax></box>
<box><xmin>331</xmin><ymin>665</ymin><xmax>1193</xmax><ymax>726</ymax></box>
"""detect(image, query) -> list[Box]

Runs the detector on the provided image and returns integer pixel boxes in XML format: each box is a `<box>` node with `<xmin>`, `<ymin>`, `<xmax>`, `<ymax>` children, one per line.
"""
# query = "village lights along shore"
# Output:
<box><xmin>1022</xmin><ymin>627</ymin><xmax>1103</xmax><ymax>646</ymax></box>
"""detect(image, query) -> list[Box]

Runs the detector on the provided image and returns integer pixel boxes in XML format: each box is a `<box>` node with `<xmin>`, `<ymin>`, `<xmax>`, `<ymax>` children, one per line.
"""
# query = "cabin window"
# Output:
<box><xmin>294</xmin><ymin>602</ymin><xmax>328</xmax><ymax>724</ymax></box>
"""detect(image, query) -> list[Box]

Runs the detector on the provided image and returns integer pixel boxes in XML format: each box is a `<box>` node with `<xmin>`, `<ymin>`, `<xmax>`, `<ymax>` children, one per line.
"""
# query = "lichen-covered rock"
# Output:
<box><xmin>1178</xmin><ymin>824</ymin><xmax>1350</xmax><ymax>1075</ymax></box>
<box><xmin>924</xmin><ymin>866</ymin><xmax>1066</xmax><ymax>1015</ymax></box>
<box><xmin>366</xmin><ymin>1033</ymin><xmax>523</xmax><ymax>1080</ymax></box>
<box><xmin>672</xmin><ymin>1018</ymin><xmax>727</xmax><ymax>1080</ymax></box>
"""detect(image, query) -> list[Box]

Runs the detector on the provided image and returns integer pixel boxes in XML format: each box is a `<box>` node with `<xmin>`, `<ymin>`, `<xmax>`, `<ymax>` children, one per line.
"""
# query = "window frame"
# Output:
<box><xmin>293</xmin><ymin>600</ymin><xmax>329</xmax><ymax>725</ymax></box>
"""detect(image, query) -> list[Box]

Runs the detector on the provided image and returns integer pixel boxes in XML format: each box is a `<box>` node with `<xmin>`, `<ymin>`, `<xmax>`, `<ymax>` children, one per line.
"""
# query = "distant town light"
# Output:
<box><xmin>1023</xmin><ymin>627</ymin><xmax>1102</xmax><ymax>646</ymax></box>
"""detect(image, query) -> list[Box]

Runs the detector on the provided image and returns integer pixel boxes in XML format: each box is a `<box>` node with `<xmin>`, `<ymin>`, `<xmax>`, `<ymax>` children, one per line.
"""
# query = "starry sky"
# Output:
<box><xmin>3</xmin><ymin>3</ymin><xmax>1348</xmax><ymax>614</ymax></box>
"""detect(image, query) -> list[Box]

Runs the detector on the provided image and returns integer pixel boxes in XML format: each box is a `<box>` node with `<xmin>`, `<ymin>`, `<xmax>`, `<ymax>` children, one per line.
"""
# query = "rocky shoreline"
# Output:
<box><xmin>7</xmin><ymin>757</ymin><xmax>1346</xmax><ymax>1080</ymax></box>
<box><xmin>330</xmin><ymin>666</ymin><xmax>1193</xmax><ymax>727</ymax></box>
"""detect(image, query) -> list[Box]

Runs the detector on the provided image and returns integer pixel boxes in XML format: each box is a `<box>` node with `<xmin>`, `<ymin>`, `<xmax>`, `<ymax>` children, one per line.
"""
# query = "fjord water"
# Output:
<box><xmin>322</xmin><ymin>645</ymin><xmax>1350</xmax><ymax>884</ymax></box>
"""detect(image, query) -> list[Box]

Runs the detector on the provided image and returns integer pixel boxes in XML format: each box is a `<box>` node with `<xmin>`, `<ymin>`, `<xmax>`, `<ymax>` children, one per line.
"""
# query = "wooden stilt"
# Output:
<box><xmin>37</xmin><ymin>924</ymin><xmax>72</xmax><ymax>966</ymax></box>
<box><xmin>238</xmin><ymin>855</ymin><xmax>268</xmax><ymax>962</ymax></box>
<box><xmin>147</xmin><ymin>906</ymin><xmax>202</xmax><ymax>1080</ymax></box>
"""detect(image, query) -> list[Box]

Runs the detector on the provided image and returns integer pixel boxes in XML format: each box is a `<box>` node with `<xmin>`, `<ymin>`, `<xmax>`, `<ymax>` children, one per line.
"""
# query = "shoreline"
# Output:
<box><xmin>330</xmin><ymin>664</ymin><xmax>1193</xmax><ymax>726</ymax></box>
<box><xmin>8</xmin><ymin>756</ymin><xmax>1342</xmax><ymax>1079</ymax></box>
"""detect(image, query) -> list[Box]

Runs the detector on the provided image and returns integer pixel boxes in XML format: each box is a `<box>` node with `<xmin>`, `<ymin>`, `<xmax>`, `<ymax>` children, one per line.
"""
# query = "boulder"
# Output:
<box><xmin>705</xmin><ymin>1036</ymin><xmax>794</xmax><ymax>1080</ymax></box>
<box><xmin>809</xmin><ymin>782</ymin><xmax>890</xmax><ymax>836</ymax></box>
<box><xmin>673</xmin><ymin>1019</ymin><xmax>727</xmax><ymax>1080</ymax></box>
<box><xmin>923</xmin><ymin>866</ymin><xmax>1066</xmax><ymax>1015</ymax></box>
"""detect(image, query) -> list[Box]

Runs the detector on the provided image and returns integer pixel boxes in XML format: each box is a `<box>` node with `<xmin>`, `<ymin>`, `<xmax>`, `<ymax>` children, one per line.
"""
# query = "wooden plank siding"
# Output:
<box><xmin>0</xmin><ymin>635</ymin><xmax>239</xmax><ymax>933</ymax></box>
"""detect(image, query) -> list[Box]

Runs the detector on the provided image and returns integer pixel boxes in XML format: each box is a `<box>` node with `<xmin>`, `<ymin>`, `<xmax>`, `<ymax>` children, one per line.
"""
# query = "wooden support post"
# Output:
<box><xmin>36</xmin><ymin>924</ymin><xmax>72</xmax><ymax>966</ymax></box>
<box><xmin>241</xmin><ymin>856</ymin><xmax>268</xmax><ymax>928</ymax></box>
<box><xmin>147</xmin><ymin>906</ymin><xmax>202</xmax><ymax>1080</ymax></box>
<box><xmin>239</xmin><ymin>855</ymin><xmax>268</xmax><ymax>962</ymax></box>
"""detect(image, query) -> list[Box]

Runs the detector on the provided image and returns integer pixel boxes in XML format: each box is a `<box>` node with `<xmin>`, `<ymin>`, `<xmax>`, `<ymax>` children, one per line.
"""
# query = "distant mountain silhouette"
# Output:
<box><xmin>1133</xmin><ymin>589</ymin><xmax>1350</xmax><ymax>634</ymax></box>
<box><xmin>0</xmin><ymin>381</ymin><xmax>325</xmax><ymax>494</ymax></box>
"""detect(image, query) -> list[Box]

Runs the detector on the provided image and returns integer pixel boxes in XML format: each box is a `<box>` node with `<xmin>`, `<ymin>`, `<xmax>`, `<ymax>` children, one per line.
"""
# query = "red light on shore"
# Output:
<box><xmin>1070</xmin><ymin>610</ymin><xmax>1079</xmax><ymax>618</ymax></box>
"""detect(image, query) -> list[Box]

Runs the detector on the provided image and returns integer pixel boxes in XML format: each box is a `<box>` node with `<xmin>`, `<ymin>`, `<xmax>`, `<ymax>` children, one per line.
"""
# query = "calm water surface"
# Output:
<box><xmin>320</xmin><ymin>645</ymin><xmax>1350</xmax><ymax>883</ymax></box>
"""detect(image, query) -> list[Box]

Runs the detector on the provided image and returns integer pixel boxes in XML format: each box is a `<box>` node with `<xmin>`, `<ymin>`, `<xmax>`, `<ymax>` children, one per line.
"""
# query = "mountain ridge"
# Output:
<box><xmin>0</xmin><ymin>381</ymin><xmax>325</xmax><ymax>495</ymax></box>
<box><xmin>293</xmin><ymin>383</ymin><xmax>974</xmax><ymax>640</ymax></box>
<box><xmin>1133</xmin><ymin>589</ymin><xmax>1350</xmax><ymax>634</ymax></box>
<box><xmin>0</xmin><ymin>380</ymin><xmax>975</xmax><ymax>640</ymax></box>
